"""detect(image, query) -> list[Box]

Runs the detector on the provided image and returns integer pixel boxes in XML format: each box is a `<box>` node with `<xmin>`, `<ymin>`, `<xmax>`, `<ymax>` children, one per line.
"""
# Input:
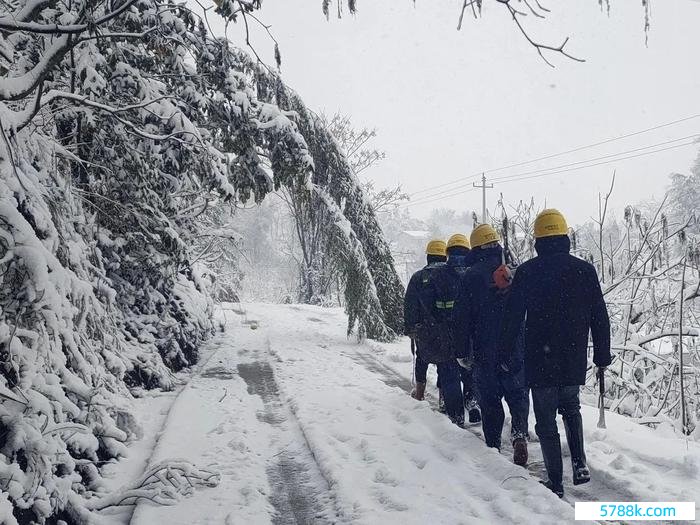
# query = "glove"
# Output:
<box><xmin>457</xmin><ymin>358</ymin><xmax>471</xmax><ymax>370</ymax></box>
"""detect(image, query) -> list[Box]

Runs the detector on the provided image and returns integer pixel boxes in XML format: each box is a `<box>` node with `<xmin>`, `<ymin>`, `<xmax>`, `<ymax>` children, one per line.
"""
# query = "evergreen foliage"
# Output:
<box><xmin>0</xmin><ymin>1</ymin><xmax>402</xmax><ymax>520</ymax></box>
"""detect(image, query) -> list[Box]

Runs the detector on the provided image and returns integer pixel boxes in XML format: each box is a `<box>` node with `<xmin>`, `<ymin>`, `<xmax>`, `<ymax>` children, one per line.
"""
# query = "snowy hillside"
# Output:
<box><xmin>99</xmin><ymin>304</ymin><xmax>700</xmax><ymax>524</ymax></box>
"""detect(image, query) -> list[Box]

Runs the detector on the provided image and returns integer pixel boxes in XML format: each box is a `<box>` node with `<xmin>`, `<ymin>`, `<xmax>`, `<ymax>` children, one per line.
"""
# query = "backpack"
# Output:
<box><xmin>415</xmin><ymin>265</ymin><xmax>460</xmax><ymax>364</ymax></box>
<box><xmin>487</xmin><ymin>249</ymin><xmax>516</xmax><ymax>295</ymax></box>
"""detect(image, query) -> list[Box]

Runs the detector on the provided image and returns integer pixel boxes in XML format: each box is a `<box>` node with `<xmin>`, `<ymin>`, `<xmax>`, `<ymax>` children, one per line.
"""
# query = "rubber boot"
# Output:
<box><xmin>465</xmin><ymin>398</ymin><xmax>481</xmax><ymax>423</ymax></box>
<box><xmin>539</xmin><ymin>436</ymin><xmax>564</xmax><ymax>496</ymax></box>
<box><xmin>564</xmin><ymin>415</ymin><xmax>590</xmax><ymax>485</ymax></box>
<box><xmin>539</xmin><ymin>479</ymin><xmax>564</xmax><ymax>499</ymax></box>
<box><xmin>411</xmin><ymin>382</ymin><xmax>426</xmax><ymax>401</ymax></box>
<box><xmin>451</xmin><ymin>412</ymin><xmax>465</xmax><ymax>429</ymax></box>
<box><xmin>513</xmin><ymin>437</ymin><xmax>528</xmax><ymax>467</ymax></box>
<box><xmin>468</xmin><ymin>408</ymin><xmax>481</xmax><ymax>423</ymax></box>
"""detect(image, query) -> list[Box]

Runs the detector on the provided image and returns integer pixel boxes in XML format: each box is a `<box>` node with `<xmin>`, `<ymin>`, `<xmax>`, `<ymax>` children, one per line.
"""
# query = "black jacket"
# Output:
<box><xmin>499</xmin><ymin>236</ymin><xmax>611</xmax><ymax>387</ymax></box>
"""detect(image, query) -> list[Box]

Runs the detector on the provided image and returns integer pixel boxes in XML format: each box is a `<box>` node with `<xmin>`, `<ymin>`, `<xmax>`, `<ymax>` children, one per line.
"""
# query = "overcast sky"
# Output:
<box><xmin>206</xmin><ymin>0</ymin><xmax>700</xmax><ymax>227</ymax></box>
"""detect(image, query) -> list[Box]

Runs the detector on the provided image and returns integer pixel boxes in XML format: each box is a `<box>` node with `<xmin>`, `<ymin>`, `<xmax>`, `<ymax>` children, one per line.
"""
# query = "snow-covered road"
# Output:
<box><xmin>123</xmin><ymin>304</ymin><xmax>699</xmax><ymax>525</ymax></box>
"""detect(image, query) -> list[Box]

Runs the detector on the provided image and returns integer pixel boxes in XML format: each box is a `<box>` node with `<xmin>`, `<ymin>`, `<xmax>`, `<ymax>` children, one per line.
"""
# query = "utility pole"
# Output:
<box><xmin>473</xmin><ymin>173</ymin><xmax>494</xmax><ymax>223</ymax></box>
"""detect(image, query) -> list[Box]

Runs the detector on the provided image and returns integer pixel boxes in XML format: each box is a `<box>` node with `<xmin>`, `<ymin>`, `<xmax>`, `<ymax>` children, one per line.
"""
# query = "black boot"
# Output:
<box><xmin>572</xmin><ymin>459</ymin><xmax>590</xmax><ymax>486</ymax></box>
<box><xmin>465</xmin><ymin>396</ymin><xmax>481</xmax><ymax>423</ymax></box>
<box><xmin>564</xmin><ymin>414</ymin><xmax>590</xmax><ymax>485</ymax></box>
<box><xmin>539</xmin><ymin>479</ymin><xmax>564</xmax><ymax>498</ymax></box>
<box><xmin>513</xmin><ymin>437</ymin><xmax>528</xmax><ymax>467</ymax></box>
<box><xmin>539</xmin><ymin>436</ymin><xmax>563</xmax><ymax>496</ymax></box>
<box><xmin>468</xmin><ymin>408</ymin><xmax>481</xmax><ymax>423</ymax></box>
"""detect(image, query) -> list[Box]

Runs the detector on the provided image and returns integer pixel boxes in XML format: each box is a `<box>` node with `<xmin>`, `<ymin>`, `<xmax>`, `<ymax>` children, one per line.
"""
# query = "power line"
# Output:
<box><xmin>489</xmin><ymin>133</ymin><xmax>700</xmax><ymax>183</ymax></box>
<box><xmin>404</xmin><ymin>133</ymin><xmax>699</xmax><ymax>206</ymax></box>
<box><xmin>408</xmin><ymin>111</ymin><xmax>700</xmax><ymax>198</ymax></box>
<box><xmin>403</xmin><ymin>188</ymin><xmax>478</xmax><ymax>208</ymax></box>
<box><xmin>402</xmin><ymin>138</ymin><xmax>698</xmax><ymax>208</ymax></box>
<box><xmin>495</xmin><ymin>140</ymin><xmax>698</xmax><ymax>186</ymax></box>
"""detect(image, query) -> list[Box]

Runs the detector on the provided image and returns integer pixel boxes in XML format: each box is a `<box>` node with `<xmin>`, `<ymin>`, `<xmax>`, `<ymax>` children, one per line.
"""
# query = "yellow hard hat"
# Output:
<box><xmin>470</xmin><ymin>224</ymin><xmax>501</xmax><ymax>249</ymax></box>
<box><xmin>447</xmin><ymin>233</ymin><xmax>470</xmax><ymax>250</ymax></box>
<box><xmin>426</xmin><ymin>239</ymin><xmax>447</xmax><ymax>257</ymax></box>
<box><xmin>534</xmin><ymin>209</ymin><xmax>568</xmax><ymax>238</ymax></box>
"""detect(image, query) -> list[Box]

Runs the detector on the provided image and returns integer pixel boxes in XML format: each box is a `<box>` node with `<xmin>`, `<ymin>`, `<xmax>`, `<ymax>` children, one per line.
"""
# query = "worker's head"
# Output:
<box><xmin>469</xmin><ymin>224</ymin><xmax>501</xmax><ymax>251</ymax></box>
<box><xmin>534</xmin><ymin>209</ymin><xmax>569</xmax><ymax>239</ymax></box>
<box><xmin>446</xmin><ymin>233</ymin><xmax>470</xmax><ymax>258</ymax></box>
<box><xmin>425</xmin><ymin>239</ymin><xmax>447</xmax><ymax>264</ymax></box>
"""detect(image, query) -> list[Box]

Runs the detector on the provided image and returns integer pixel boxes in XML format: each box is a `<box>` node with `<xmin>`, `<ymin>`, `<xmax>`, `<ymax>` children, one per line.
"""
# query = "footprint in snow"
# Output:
<box><xmin>393</xmin><ymin>410</ymin><xmax>411</xmax><ymax>425</ymax></box>
<box><xmin>207</xmin><ymin>421</ymin><xmax>230</xmax><ymax>435</ymax></box>
<box><xmin>409</xmin><ymin>455</ymin><xmax>428</xmax><ymax>470</ymax></box>
<box><xmin>332</xmin><ymin>431</ymin><xmax>352</xmax><ymax>443</ymax></box>
<box><xmin>357</xmin><ymin>439</ymin><xmax>377</xmax><ymax>463</ymax></box>
<box><xmin>680</xmin><ymin>454</ymin><xmax>700</xmax><ymax>477</ymax></box>
<box><xmin>372</xmin><ymin>487</ymin><xmax>409</xmax><ymax>512</ymax></box>
<box><xmin>396</xmin><ymin>428</ymin><xmax>421</xmax><ymax>445</ymax></box>
<box><xmin>610</xmin><ymin>453</ymin><xmax>631</xmax><ymax>470</ymax></box>
<box><xmin>589</xmin><ymin>440</ymin><xmax>615</xmax><ymax>454</ymax></box>
<box><xmin>373</xmin><ymin>467</ymin><xmax>400</xmax><ymax>487</ymax></box>
<box><xmin>227</xmin><ymin>439</ymin><xmax>248</xmax><ymax>453</ymax></box>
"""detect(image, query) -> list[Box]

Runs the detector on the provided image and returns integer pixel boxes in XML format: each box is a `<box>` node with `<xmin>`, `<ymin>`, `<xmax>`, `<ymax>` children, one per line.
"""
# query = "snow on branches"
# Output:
<box><xmin>0</xmin><ymin>0</ymin><xmax>404</xmax><ymax>520</ymax></box>
<box><xmin>0</xmin><ymin>0</ymin><xmax>305</xmax><ymax>522</ymax></box>
<box><xmin>266</xmin><ymin>80</ymin><xmax>405</xmax><ymax>339</ymax></box>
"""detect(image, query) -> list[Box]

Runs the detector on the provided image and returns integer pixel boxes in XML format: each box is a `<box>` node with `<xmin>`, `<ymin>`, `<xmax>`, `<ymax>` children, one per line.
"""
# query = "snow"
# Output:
<box><xmin>108</xmin><ymin>303</ymin><xmax>695</xmax><ymax>524</ymax></box>
<box><xmin>20</xmin><ymin>299</ymin><xmax>673</xmax><ymax>524</ymax></box>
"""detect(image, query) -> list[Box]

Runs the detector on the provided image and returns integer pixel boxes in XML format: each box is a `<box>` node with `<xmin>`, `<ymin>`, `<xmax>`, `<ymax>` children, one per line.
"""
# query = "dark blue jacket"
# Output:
<box><xmin>461</xmin><ymin>246</ymin><xmax>526</xmax><ymax>386</ymax></box>
<box><xmin>499</xmin><ymin>236</ymin><xmax>611</xmax><ymax>387</ymax></box>
<box><xmin>447</xmin><ymin>254</ymin><xmax>471</xmax><ymax>271</ymax></box>
<box><xmin>405</xmin><ymin>262</ymin><xmax>443</xmax><ymax>336</ymax></box>
<box><xmin>446</xmin><ymin>253</ymin><xmax>472</xmax><ymax>359</ymax></box>
<box><xmin>404</xmin><ymin>261</ymin><xmax>464</xmax><ymax>363</ymax></box>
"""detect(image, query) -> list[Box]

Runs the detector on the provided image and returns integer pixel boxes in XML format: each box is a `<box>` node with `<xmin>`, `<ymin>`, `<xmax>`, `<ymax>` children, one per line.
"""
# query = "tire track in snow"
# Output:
<box><xmin>238</xmin><ymin>338</ymin><xmax>341</xmax><ymax>525</ymax></box>
<box><xmin>126</xmin><ymin>331</ymin><xmax>234</xmax><ymax>525</ymax></box>
<box><xmin>130</xmin><ymin>307</ymin><xmax>338</xmax><ymax>524</ymax></box>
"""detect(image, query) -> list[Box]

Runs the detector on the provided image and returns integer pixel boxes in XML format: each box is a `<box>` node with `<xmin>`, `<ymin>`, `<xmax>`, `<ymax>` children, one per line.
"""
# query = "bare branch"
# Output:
<box><xmin>457</xmin><ymin>0</ymin><xmax>479</xmax><ymax>30</ymax></box>
<box><xmin>496</xmin><ymin>0</ymin><xmax>585</xmax><ymax>67</ymax></box>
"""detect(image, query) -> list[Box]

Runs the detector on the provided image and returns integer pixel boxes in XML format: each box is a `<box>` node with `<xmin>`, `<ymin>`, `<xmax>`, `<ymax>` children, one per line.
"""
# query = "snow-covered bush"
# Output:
<box><xmin>0</xmin><ymin>1</ymin><xmax>304</xmax><ymax>522</ymax></box>
<box><xmin>0</xmin><ymin>1</ymin><xmax>404</xmax><ymax>520</ymax></box>
<box><xmin>592</xmin><ymin>190</ymin><xmax>700</xmax><ymax>436</ymax></box>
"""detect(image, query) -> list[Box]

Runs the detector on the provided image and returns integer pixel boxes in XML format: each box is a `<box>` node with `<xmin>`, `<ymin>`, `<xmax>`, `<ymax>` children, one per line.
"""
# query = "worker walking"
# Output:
<box><xmin>499</xmin><ymin>209</ymin><xmax>611</xmax><ymax>498</ymax></box>
<box><xmin>461</xmin><ymin>224</ymin><xmax>530</xmax><ymax>465</ymax></box>
<box><xmin>446</xmin><ymin>233</ymin><xmax>481</xmax><ymax>424</ymax></box>
<box><xmin>404</xmin><ymin>239</ymin><xmax>465</xmax><ymax>426</ymax></box>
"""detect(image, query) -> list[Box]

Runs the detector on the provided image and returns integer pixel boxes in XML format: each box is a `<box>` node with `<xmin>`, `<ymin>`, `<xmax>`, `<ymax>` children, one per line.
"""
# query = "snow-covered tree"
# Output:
<box><xmin>267</xmin><ymin>86</ymin><xmax>405</xmax><ymax>337</ymax></box>
<box><xmin>281</xmin><ymin>112</ymin><xmax>402</xmax><ymax>309</ymax></box>
<box><xmin>567</xmin><ymin>166</ymin><xmax>700</xmax><ymax>435</ymax></box>
<box><xmin>0</xmin><ymin>1</ymin><xmax>403</xmax><ymax>521</ymax></box>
